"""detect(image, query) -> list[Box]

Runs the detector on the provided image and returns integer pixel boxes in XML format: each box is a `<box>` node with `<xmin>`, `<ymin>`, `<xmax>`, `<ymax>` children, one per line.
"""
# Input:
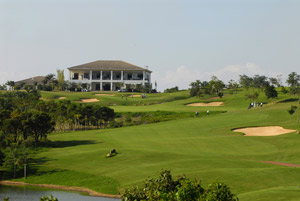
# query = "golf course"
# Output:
<box><xmin>2</xmin><ymin>88</ymin><xmax>300</xmax><ymax>201</ymax></box>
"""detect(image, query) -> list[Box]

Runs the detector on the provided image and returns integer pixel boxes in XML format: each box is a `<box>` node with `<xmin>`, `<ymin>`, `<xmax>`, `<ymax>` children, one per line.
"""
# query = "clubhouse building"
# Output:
<box><xmin>68</xmin><ymin>60</ymin><xmax>152</xmax><ymax>91</ymax></box>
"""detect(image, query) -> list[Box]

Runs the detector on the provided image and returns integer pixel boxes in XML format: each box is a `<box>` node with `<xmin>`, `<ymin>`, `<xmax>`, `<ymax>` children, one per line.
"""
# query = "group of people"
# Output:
<box><xmin>195</xmin><ymin>110</ymin><xmax>210</xmax><ymax>117</ymax></box>
<box><xmin>248</xmin><ymin>102</ymin><xmax>263</xmax><ymax>109</ymax></box>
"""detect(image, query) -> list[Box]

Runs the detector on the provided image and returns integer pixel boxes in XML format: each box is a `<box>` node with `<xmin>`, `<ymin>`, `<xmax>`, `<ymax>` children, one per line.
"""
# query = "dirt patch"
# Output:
<box><xmin>95</xmin><ymin>94</ymin><xmax>114</xmax><ymax>96</ymax></box>
<box><xmin>187</xmin><ymin>102</ymin><xmax>223</xmax><ymax>107</ymax></box>
<box><xmin>261</xmin><ymin>161</ymin><xmax>300</xmax><ymax>167</ymax></box>
<box><xmin>57</xmin><ymin>97</ymin><xmax>66</xmax><ymax>99</ymax></box>
<box><xmin>0</xmin><ymin>180</ymin><xmax>120</xmax><ymax>198</ymax></box>
<box><xmin>233</xmin><ymin>126</ymin><xmax>296</xmax><ymax>136</ymax></box>
<box><xmin>76</xmin><ymin>98</ymin><xmax>99</xmax><ymax>103</ymax></box>
<box><xmin>128</xmin><ymin>95</ymin><xmax>141</xmax><ymax>97</ymax></box>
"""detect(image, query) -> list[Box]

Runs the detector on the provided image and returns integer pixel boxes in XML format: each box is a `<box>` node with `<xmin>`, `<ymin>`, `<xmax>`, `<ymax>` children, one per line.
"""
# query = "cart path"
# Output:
<box><xmin>261</xmin><ymin>161</ymin><xmax>300</xmax><ymax>167</ymax></box>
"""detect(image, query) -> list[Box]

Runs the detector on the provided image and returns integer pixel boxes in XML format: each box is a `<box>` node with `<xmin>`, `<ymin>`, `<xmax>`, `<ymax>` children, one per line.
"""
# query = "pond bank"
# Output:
<box><xmin>0</xmin><ymin>181</ymin><xmax>121</xmax><ymax>199</ymax></box>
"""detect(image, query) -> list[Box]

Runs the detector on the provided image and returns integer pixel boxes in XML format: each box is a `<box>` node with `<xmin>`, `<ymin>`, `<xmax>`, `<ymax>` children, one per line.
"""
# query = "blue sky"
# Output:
<box><xmin>1</xmin><ymin>0</ymin><xmax>300</xmax><ymax>91</ymax></box>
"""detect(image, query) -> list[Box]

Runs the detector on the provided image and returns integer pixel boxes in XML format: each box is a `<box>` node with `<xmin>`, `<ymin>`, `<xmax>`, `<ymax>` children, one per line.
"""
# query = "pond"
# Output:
<box><xmin>0</xmin><ymin>185</ymin><xmax>121</xmax><ymax>201</ymax></box>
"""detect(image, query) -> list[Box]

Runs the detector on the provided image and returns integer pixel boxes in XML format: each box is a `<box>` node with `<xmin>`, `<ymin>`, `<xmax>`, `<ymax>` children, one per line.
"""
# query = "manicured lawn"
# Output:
<box><xmin>7</xmin><ymin>89</ymin><xmax>300</xmax><ymax>200</ymax></box>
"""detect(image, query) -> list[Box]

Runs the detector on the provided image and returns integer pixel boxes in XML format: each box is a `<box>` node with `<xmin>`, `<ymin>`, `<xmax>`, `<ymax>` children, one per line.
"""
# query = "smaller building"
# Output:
<box><xmin>15</xmin><ymin>76</ymin><xmax>45</xmax><ymax>86</ymax></box>
<box><xmin>68</xmin><ymin>60</ymin><xmax>151</xmax><ymax>91</ymax></box>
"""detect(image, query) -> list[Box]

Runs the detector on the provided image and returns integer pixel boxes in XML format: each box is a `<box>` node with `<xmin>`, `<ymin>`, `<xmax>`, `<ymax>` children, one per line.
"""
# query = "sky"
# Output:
<box><xmin>1</xmin><ymin>0</ymin><xmax>300</xmax><ymax>91</ymax></box>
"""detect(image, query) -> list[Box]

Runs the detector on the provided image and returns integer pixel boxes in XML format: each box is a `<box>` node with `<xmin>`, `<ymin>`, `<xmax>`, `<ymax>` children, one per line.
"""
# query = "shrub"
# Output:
<box><xmin>122</xmin><ymin>170</ymin><xmax>238</xmax><ymax>201</ymax></box>
<box><xmin>40</xmin><ymin>195</ymin><xmax>58</xmax><ymax>201</ymax></box>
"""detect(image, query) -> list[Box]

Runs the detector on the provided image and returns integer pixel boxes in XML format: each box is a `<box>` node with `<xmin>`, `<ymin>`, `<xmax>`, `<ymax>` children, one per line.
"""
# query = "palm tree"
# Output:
<box><xmin>6</xmin><ymin>81</ymin><xmax>15</xmax><ymax>91</ymax></box>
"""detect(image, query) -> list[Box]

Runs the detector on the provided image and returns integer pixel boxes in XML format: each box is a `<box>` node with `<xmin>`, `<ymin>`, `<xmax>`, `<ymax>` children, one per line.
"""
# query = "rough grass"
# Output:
<box><xmin>3</xmin><ymin>88</ymin><xmax>300</xmax><ymax>200</ymax></box>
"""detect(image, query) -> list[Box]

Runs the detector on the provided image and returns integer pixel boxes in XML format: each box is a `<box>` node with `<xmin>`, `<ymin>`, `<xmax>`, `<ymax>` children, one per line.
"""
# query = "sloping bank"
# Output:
<box><xmin>0</xmin><ymin>181</ymin><xmax>121</xmax><ymax>199</ymax></box>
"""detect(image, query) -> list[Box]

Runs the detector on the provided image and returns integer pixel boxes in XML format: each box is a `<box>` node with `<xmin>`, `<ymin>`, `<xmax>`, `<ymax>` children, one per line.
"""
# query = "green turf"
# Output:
<box><xmin>6</xmin><ymin>89</ymin><xmax>300</xmax><ymax>200</ymax></box>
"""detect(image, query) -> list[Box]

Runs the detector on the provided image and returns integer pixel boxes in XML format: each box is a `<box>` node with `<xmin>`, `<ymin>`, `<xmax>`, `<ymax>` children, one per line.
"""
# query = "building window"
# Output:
<box><xmin>84</xmin><ymin>73</ymin><xmax>90</xmax><ymax>80</ymax></box>
<box><xmin>113</xmin><ymin>71</ymin><xmax>121</xmax><ymax>80</ymax></box>
<box><xmin>92</xmin><ymin>71</ymin><xmax>101</xmax><ymax>80</ymax></box>
<box><xmin>73</xmin><ymin>73</ymin><xmax>79</xmax><ymax>80</ymax></box>
<box><xmin>102</xmin><ymin>71</ymin><xmax>111</xmax><ymax>80</ymax></box>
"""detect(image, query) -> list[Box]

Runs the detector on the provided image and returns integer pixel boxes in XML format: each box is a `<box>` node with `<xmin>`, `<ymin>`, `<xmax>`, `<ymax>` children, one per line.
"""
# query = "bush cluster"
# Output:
<box><xmin>122</xmin><ymin>170</ymin><xmax>239</xmax><ymax>201</ymax></box>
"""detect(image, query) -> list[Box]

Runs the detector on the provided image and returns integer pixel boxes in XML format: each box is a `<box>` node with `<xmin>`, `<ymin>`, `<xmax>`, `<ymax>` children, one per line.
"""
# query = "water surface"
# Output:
<box><xmin>0</xmin><ymin>185</ymin><xmax>120</xmax><ymax>201</ymax></box>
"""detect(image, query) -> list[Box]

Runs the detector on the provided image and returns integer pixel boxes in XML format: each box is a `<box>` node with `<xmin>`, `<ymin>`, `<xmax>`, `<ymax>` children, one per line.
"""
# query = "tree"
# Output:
<box><xmin>281</xmin><ymin>86</ymin><xmax>288</xmax><ymax>94</ymax></box>
<box><xmin>218</xmin><ymin>92</ymin><xmax>224</xmax><ymax>99</ymax></box>
<box><xmin>4</xmin><ymin>145</ymin><xmax>23</xmax><ymax>178</ymax></box>
<box><xmin>245</xmin><ymin>91</ymin><xmax>259</xmax><ymax>105</ymax></box>
<box><xmin>239</xmin><ymin>75</ymin><xmax>252</xmax><ymax>91</ymax></box>
<box><xmin>190</xmin><ymin>80</ymin><xmax>201</xmax><ymax>97</ymax></box>
<box><xmin>286</xmin><ymin>72</ymin><xmax>300</xmax><ymax>87</ymax></box>
<box><xmin>5</xmin><ymin>81</ymin><xmax>15</xmax><ymax>91</ymax></box>
<box><xmin>122</xmin><ymin>170</ymin><xmax>238</xmax><ymax>201</ymax></box>
<box><xmin>287</xmin><ymin>105</ymin><xmax>297</xmax><ymax>120</ymax></box>
<box><xmin>56</xmin><ymin>69</ymin><xmax>65</xmax><ymax>91</ymax></box>
<box><xmin>252</xmin><ymin>75</ymin><xmax>268</xmax><ymax>91</ymax></box>
<box><xmin>264</xmin><ymin>85</ymin><xmax>278</xmax><ymax>102</ymax></box>
<box><xmin>0</xmin><ymin>84</ymin><xmax>7</xmax><ymax>90</ymax></box>
<box><xmin>25</xmin><ymin>111</ymin><xmax>55</xmax><ymax>143</ymax></box>
<box><xmin>269</xmin><ymin>77</ymin><xmax>279</xmax><ymax>86</ymax></box>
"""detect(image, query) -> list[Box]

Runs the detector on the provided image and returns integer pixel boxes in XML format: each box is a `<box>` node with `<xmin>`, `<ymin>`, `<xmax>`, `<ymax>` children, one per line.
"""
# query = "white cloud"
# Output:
<box><xmin>211</xmin><ymin>62</ymin><xmax>266</xmax><ymax>82</ymax></box>
<box><xmin>152</xmin><ymin>65</ymin><xmax>204</xmax><ymax>91</ymax></box>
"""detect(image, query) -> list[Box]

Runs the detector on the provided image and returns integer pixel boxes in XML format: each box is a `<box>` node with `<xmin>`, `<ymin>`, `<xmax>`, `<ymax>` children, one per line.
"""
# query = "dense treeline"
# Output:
<box><xmin>0</xmin><ymin>91</ymin><xmax>115</xmax><ymax>143</ymax></box>
<box><xmin>189</xmin><ymin>72</ymin><xmax>300</xmax><ymax>102</ymax></box>
<box><xmin>164</xmin><ymin>86</ymin><xmax>179</xmax><ymax>93</ymax></box>
<box><xmin>189</xmin><ymin>76</ymin><xmax>225</xmax><ymax>98</ymax></box>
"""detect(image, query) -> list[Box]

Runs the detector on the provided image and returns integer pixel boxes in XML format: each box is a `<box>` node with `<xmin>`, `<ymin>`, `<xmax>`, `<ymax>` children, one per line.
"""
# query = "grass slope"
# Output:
<box><xmin>6</xmin><ymin>89</ymin><xmax>300</xmax><ymax>200</ymax></box>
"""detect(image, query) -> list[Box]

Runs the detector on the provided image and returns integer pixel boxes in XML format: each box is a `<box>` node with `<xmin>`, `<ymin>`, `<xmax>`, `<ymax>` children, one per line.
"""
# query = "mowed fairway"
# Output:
<box><xmin>13</xmin><ymin>90</ymin><xmax>300</xmax><ymax>200</ymax></box>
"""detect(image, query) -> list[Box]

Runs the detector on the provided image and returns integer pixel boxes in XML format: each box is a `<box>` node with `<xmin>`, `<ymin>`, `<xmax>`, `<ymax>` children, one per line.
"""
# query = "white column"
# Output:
<box><xmin>100</xmin><ymin>82</ymin><xmax>103</xmax><ymax>91</ymax></box>
<box><xmin>111</xmin><ymin>71</ymin><xmax>113</xmax><ymax>80</ymax></box>
<box><xmin>90</xmin><ymin>70</ymin><xmax>92</xmax><ymax>80</ymax></box>
<box><xmin>121</xmin><ymin>71</ymin><xmax>123</xmax><ymax>81</ymax></box>
<box><xmin>143</xmin><ymin>71</ymin><xmax>146</xmax><ymax>86</ymax></box>
<box><xmin>100</xmin><ymin>71</ymin><xmax>103</xmax><ymax>80</ymax></box>
<box><xmin>110</xmin><ymin>82</ymin><xmax>113</xmax><ymax>91</ymax></box>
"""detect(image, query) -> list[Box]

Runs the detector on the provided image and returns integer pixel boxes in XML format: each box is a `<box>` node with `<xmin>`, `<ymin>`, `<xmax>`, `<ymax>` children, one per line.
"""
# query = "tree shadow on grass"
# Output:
<box><xmin>0</xmin><ymin>157</ymin><xmax>56</xmax><ymax>180</ymax></box>
<box><xmin>47</xmin><ymin>140</ymin><xmax>99</xmax><ymax>148</ymax></box>
<box><xmin>279</xmin><ymin>98</ymin><xmax>298</xmax><ymax>103</ymax></box>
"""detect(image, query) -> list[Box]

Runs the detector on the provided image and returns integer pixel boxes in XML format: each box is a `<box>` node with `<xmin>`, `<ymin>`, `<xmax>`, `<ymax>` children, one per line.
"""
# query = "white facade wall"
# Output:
<box><xmin>69</xmin><ymin>70</ymin><xmax>151</xmax><ymax>91</ymax></box>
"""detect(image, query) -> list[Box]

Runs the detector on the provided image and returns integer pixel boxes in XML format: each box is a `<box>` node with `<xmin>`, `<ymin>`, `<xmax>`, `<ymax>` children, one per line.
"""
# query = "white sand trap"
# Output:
<box><xmin>57</xmin><ymin>97</ymin><xmax>66</xmax><ymax>99</ymax></box>
<box><xmin>187</xmin><ymin>102</ymin><xmax>223</xmax><ymax>107</ymax></box>
<box><xmin>76</xmin><ymin>98</ymin><xmax>99</xmax><ymax>103</ymax></box>
<box><xmin>128</xmin><ymin>95</ymin><xmax>141</xmax><ymax>97</ymax></box>
<box><xmin>233</xmin><ymin>126</ymin><xmax>296</xmax><ymax>136</ymax></box>
<box><xmin>95</xmin><ymin>94</ymin><xmax>114</xmax><ymax>96</ymax></box>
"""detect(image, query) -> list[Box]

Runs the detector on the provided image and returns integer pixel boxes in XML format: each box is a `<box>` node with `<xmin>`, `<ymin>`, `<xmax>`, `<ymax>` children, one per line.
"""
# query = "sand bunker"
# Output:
<box><xmin>76</xmin><ymin>98</ymin><xmax>99</xmax><ymax>103</ymax></box>
<box><xmin>95</xmin><ymin>94</ymin><xmax>114</xmax><ymax>96</ymax></box>
<box><xmin>128</xmin><ymin>95</ymin><xmax>141</xmax><ymax>97</ymax></box>
<box><xmin>233</xmin><ymin>126</ymin><xmax>296</xmax><ymax>136</ymax></box>
<box><xmin>57</xmin><ymin>97</ymin><xmax>66</xmax><ymax>99</ymax></box>
<box><xmin>187</xmin><ymin>102</ymin><xmax>223</xmax><ymax>107</ymax></box>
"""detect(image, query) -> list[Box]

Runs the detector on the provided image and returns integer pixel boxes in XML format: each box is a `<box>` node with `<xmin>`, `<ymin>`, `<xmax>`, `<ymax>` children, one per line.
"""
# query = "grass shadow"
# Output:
<box><xmin>279</xmin><ymin>98</ymin><xmax>298</xmax><ymax>103</ymax></box>
<box><xmin>48</xmin><ymin>140</ymin><xmax>99</xmax><ymax>148</ymax></box>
